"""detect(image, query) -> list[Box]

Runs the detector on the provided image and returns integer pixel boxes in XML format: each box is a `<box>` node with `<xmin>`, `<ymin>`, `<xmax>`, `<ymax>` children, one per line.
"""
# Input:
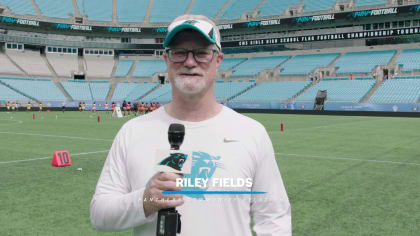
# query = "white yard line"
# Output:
<box><xmin>276</xmin><ymin>152</ymin><xmax>420</xmax><ymax>166</ymax></box>
<box><xmin>0</xmin><ymin>119</ymin><xmax>23</xmax><ymax>126</ymax></box>
<box><xmin>0</xmin><ymin>131</ymin><xmax>113</xmax><ymax>142</ymax></box>
<box><xmin>0</xmin><ymin>150</ymin><xmax>109</xmax><ymax>165</ymax></box>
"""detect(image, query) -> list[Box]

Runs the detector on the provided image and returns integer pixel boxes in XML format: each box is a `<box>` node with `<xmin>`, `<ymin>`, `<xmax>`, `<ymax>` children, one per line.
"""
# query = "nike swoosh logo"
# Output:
<box><xmin>223</xmin><ymin>138</ymin><xmax>238</xmax><ymax>143</ymax></box>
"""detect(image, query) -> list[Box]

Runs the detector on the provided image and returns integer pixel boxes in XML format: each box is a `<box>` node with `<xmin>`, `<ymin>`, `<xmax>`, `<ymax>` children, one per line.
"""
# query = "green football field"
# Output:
<box><xmin>0</xmin><ymin>111</ymin><xmax>419</xmax><ymax>236</ymax></box>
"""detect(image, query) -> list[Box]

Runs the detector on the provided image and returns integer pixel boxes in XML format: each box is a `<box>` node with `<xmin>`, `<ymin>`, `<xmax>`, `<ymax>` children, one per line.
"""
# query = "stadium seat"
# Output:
<box><xmin>61</xmin><ymin>80</ymin><xmax>92</xmax><ymax>101</ymax></box>
<box><xmin>149</xmin><ymin>0</ymin><xmax>189</xmax><ymax>23</ymax></box>
<box><xmin>302</xmin><ymin>0</ymin><xmax>338</xmax><ymax>13</ymax></box>
<box><xmin>355</xmin><ymin>0</ymin><xmax>387</xmax><ymax>8</ymax></box>
<box><xmin>115</xmin><ymin>60</ymin><xmax>135</xmax><ymax>78</ymax></box>
<box><xmin>280</xmin><ymin>53</ymin><xmax>339</xmax><ymax>75</ymax></box>
<box><xmin>0</xmin><ymin>0</ymin><xmax>37</xmax><ymax>16</ymax></box>
<box><xmin>112</xmin><ymin>82</ymin><xmax>158</xmax><ymax>101</ymax></box>
<box><xmin>6</xmin><ymin>50</ymin><xmax>52</xmax><ymax>77</ymax></box>
<box><xmin>75</xmin><ymin>0</ymin><xmax>112</xmax><ymax>21</ymax></box>
<box><xmin>334</xmin><ymin>50</ymin><xmax>395</xmax><ymax>74</ymax></box>
<box><xmin>395</xmin><ymin>48</ymin><xmax>420</xmax><ymax>73</ymax></box>
<box><xmin>0</xmin><ymin>81</ymin><xmax>29</xmax><ymax>101</ymax></box>
<box><xmin>219</xmin><ymin>58</ymin><xmax>247</xmax><ymax>71</ymax></box>
<box><xmin>90</xmin><ymin>81</ymin><xmax>110</xmax><ymax>101</ymax></box>
<box><xmin>295</xmin><ymin>80</ymin><xmax>376</xmax><ymax>102</ymax></box>
<box><xmin>214</xmin><ymin>81</ymin><xmax>255</xmax><ymax>102</ymax></box>
<box><xmin>0</xmin><ymin>77</ymin><xmax>66</xmax><ymax>101</ymax></box>
<box><xmin>34</xmin><ymin>0</ymin><xmax>74</xmax><ymax>19</ymax></box>
<box><xmin>116</xmin><ymin>0</ymin><xmax>148</xmax><ymax>23</ymax></box>
<box><xmin>259</xmin><ymin>0</ymin><xmax>300</xmax><ymax>17</ymax></box>
<box><xmin>219</xmin><ymin>0</ymin><xmax>261</xmax><ymax>20</ymax></box>
<box><xmin>231</xmin><ymin>56</ymin><xmax>290</xmax><ymax>77</ymax></box>
<box><xmin>368</xmin><ymin>79</ymin><xmax>420</xmax><ymax>104</ymax></box>
<box><xmin>132</xmin><ymin>60</ymin><xmax>166</xmax><ymax>78</ymax></box>
<box><xmin>233</xmin><ymin>81</ymin><xmax>311</xmax><ymax>102</ymax></box>
<box><xmin>46</xmin><ymin>53</ymin><xmax>79</xmax><ymax>77</ymax></box>
<box><xmin>142</xmin><ymin>83</ymin><xmax>172</xmax><ymax>103</ymax></box>
<box><xmin>0</xmin><ymin>52</ymin><xmax>24</xmax><ymax>75</ymax></box>
<box><xmin>84</xmin><ymin>55</ymin><xmax>114</xmax><ymax>78</ymax></box>
<box><xmin>189</xmin><ymin>0</ymin><xmax>227</xmax><ymax>19</ymax></box>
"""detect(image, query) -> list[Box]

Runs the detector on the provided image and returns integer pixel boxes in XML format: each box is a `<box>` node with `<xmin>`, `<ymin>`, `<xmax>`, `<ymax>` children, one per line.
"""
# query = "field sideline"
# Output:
<box><xmin>0</xmin><ymin>111</ymin><xmax>419</xmax><ymax>235</ymax></box>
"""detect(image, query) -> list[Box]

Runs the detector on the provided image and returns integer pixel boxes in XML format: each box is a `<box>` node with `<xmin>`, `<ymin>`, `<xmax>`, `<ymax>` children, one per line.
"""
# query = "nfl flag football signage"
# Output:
<box><xmin>155</xmin><ymin>149</ymin><xmax>192</xmax><ymax>174</ymax></box>
<box><xmin>51</xmin><ymin>150</ymin><xmax>72</xmax><ymax>167</ymax></box>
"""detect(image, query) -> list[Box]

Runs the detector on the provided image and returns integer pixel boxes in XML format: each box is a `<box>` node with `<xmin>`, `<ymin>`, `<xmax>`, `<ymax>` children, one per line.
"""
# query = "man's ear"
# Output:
<box><xmin>216</xmin><ymin>51</ymin><xmax>224</xmax><ymax>67</ymax></box>
<box><xmin>163</xmin><ymin>52</ymin><xmax>169</xmax><ymax>64</ymax></box>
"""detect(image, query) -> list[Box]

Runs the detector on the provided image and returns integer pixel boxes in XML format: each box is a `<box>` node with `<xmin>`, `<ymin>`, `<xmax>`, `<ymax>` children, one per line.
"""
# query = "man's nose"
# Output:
<box><xmin>183</xmin><ymin>51</ymin><xmax>198</xmax><ymax>67</ymax></box>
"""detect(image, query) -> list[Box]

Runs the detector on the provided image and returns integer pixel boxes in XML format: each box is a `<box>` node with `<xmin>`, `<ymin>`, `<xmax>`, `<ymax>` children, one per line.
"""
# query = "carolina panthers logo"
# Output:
<box><xmin>159</xmin><ymin>153</ymin><xmax>187</xmax><ymax>171</ymax></box>
<box><xmin>183</xmin><ymin>151</ymin><xmax>224</xmax><ymax>200</ymax></box>
<box><xmin>183</xmin><ymin>20</ymin><xmax>199</xmax><ymax>25</ymax></box>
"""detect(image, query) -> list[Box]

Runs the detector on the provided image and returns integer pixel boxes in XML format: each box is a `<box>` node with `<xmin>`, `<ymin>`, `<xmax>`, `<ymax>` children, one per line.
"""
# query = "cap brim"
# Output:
<box><xmin>163</xmin><ymin>24</ymin><xmax>217</xmax><ymax>48</ymax></box>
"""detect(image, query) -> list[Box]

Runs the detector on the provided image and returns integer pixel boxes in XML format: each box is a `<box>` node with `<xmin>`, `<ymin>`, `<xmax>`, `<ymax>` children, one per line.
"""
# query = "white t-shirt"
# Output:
<box><xmin>90</xmin><ymin>106</ymin><xmax>291</xmax><ymax>236</ymax></box>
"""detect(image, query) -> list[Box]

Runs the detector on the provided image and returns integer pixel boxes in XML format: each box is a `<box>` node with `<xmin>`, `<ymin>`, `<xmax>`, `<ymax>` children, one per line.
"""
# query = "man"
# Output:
<box><xmin>105</xmin><ymin>102</ymin><xmax>109</xmax><ymax>114</ymax></box>
<box><xmin>90</xmin><ymin>14</ymin><xmax>291</xmax><ymax>236</ymax></box>
<box><xmin>27</xmin><ymin>102</ymin><xmax>31</xmax><ymax>112</ymax></box>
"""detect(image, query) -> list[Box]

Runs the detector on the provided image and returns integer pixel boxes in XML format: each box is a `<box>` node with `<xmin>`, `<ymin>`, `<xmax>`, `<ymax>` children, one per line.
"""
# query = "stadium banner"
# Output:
<box><xmin>222</xmin><ymin>26</ymin><xmax>420</xmax><ymax>47</ymax></box>
<box><xmin>225</xmin><ymin>101</ymin><xmax>420</xmax><ymax>112</ymax></box>
<box><xmin>223</xmin><ymin>5</ymin><xmax>419</xmax><ymax>30</ymax></box>
<box><xmin>1</xmin><ymin>5</ymin><xmax>420</xmax><ymax>35</ymax></box>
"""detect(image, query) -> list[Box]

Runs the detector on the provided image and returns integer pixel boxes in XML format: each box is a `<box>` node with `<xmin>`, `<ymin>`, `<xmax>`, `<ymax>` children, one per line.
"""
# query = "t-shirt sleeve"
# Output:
<box><xmin>251</xmin><ymin>127</ymin><xmax>291</xmax><ymax>236</ymax></box>
<box><xmin>90</xmin><ymin>125</ymin><xmax>156</xmax><ymax>231</ymax></box>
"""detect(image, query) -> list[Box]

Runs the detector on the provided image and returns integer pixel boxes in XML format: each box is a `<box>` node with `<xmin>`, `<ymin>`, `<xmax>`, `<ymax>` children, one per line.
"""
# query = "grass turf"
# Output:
<box><xmin>0</xmin><ymin>111</ymin><xmax>419</xmax><ymax>235</ymax></box>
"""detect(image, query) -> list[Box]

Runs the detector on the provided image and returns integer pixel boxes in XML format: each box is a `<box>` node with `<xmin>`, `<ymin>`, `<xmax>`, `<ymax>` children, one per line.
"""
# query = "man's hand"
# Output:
<box><xmin>143</xmin><ymin>172</ymin><xmax>184</xmax><ymax>217</ymax></box>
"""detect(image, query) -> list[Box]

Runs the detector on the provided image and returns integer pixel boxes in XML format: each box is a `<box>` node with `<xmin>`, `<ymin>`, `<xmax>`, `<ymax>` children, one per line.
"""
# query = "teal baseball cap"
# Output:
<box><xmin>163</xmin><ymin>15</ymin><xmax>221</xmax><ymax>50</ymax></box>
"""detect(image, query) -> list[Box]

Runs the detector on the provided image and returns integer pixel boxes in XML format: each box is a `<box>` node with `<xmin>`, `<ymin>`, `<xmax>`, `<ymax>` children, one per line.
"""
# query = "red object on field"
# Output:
<box><xmin>97</xmin><ymin>115</ymin><xmax>101</xmax><ymax>123</ymax></box>
<box><xmin>46</xmin><ymin>110</ymin><xmax>51</xmax><ymax>113</ymax></box>
<box><xmin>51</xmin><ymin>150</ymin><xmax>72</xmax><ymax>167</ymax></box>
<box><xmin>281</xmin><ymin>123</ymin><xmax>284</xmax><ymax>132</ymax></box>
<box><xmin>32</xmin><ymin>113</ymin><xmax>35</xmax><ymax>120</ymax></box>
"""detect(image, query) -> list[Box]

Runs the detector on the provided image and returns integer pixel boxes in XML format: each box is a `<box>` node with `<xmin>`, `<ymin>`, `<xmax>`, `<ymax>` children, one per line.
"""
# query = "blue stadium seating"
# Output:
<box><xmin>231</xmin><ymin>56</ymin><xmax>290</xmax><ymax>77</ymax></box>
<box><xmin>0</xmin><ymin>0</ymin><xmax>37</xmax><ymax>16</ymax></box>
<box><xmin>233</xmin><ymin>81</ymin><xmax>311</xmax><ymax>102</ymax></box>
<box><xmin>142</xmin><ymin>83</ymin><xmax>172</xmax><ymax>102</ymax></box>
<box><xmin>90</xmin><ymin>81</ymin><xmax>110</xmax><ymax>101</ymax></box>
<box><xmin>369</xmin><ymin>79</ymin><xmax>420</xmax><ymax>104</ymax></box>
<box><xmin>115</xmin><ymin>60</ymin><xmax>134</xmax><ymax>77</ymax></box>
<box><xmin>0</xmin><ymin>82</ymin><xmax>29</xmax><ymax>101</ymax></box>
<box><xmin>116</xmin><ymin>0</ymin><xmax>148</xmax><ymax>23</ymax></box>
<box><xmin>334</xmin><ymin>50</ymin><xmax>395</xmax><ymax>74</ymax></box>
<box><xmin>125</xmin><ymin>83</ymin><xmax>158</xmax><ymax>101</ymax></box>
<box><xmin>112</xmin><ymin>82</ymin><xmax>138</xmax><ymax>101</ymax></box>
<box><xmin>219</xmin><ymin>58</ymin><xmax>246</xmax><ymax>71</ymax></box>
<box><xmin>61</xmin><ymin>80</ymin><xmax>92</xmax><ymax>101</ymax></box>
<box><xmin>34</xmin><ymin>0</ymin><xmax>74</xmax><ymax>18</ymax></box>
<box><xmin>259</xmin><ymin>0</ymin><xmax>300</xmax><ymax>17</ymax></box>
<box><xmin>214</xmin><ymin>81</ymin><xmax>255</xmax><ymax>101</ymax></box>
<box><xmin>112</xmin><ymin>82</ymin><xmax>157</xmax><ymax>101</ymax></box>
<box><xmin>149</xmin><ymin>0</ymin><xmax>189</xmax><ymax>23</ymax></box>
<box><xmin>76</xmin><ymin>0</ymin><xmax>112</xmax><ymax>21</ymax></box>
<box><xmin>355</xmin><ymin>0</ymin><xmax>387</xmax><ymax>7</ymax></box>
<box><xmin>0</xmin><ymin>77</ymin><xmax>66</xmax><ymax>101</ymax></box>
<box><xmin>189</xmin><ymin>0</ymin><xmax>227</xmax><ymax>19</ymax></box>
<box><xmin>280</xmin><ymin>53</ymin><xmax>339</xmax><ymax>75</ymax></box>
<box><xmin>219</xmin><ymin>0</ymin><xmax>261</xmax><ymax>20</ymax></box>
<box><xmin>295</xmin><ymin>80</ymin><xmax>376</xmax><ymax>102</ymax></box>
<box><xmin>302</xmin><ymin>0</ymin><xmax>337</xmax><ymax>13</ymax></box>
<box><xmin>132</xmin><ymin>60</ymin><xmax>166</xmax><ymax>77</ymax></box>
<box><xmin>395</xmin><ymin>49</ymin><xmax>420</xmax><ymax>73</ymax></box>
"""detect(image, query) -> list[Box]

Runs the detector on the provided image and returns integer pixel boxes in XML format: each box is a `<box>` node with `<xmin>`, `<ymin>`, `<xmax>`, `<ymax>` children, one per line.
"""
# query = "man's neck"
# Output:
<box><xmin>164</xmin><ymin>93</ymin><xmax>223</xmax><ymax>122</ymax></box>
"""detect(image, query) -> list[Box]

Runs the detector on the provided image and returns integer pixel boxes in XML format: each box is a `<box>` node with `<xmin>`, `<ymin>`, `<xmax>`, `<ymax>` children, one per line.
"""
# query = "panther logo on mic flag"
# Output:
<box><xmin>155</xmin><ymin>149</ymin><xmax>193</xmax><ymax>174</ymax></box>
<box><xmin>159</xmin><ymin>153</ymin><xmax>187</xmax><ymax>171</ymax></box>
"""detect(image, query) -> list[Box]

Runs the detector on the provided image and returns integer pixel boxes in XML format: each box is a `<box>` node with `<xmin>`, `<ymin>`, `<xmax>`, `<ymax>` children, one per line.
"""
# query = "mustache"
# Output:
<box><xmin>176</xmin><ymin>70</ymin><xmax>204</xmax><ymax>76</ymax></box>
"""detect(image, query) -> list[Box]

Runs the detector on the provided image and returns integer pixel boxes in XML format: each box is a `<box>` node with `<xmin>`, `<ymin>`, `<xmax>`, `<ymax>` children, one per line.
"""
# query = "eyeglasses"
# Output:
<box><xmin>166</xmin><ymin>48</ymin><xmax>219</xmax><ymax>64</ymax></box>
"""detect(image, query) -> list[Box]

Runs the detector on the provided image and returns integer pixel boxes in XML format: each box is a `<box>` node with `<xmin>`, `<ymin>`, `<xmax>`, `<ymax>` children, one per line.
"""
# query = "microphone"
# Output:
<box><xmin>156</xmin><ymin>123</ymin><xmax>185</xmax><ymax>236</ymax></box>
